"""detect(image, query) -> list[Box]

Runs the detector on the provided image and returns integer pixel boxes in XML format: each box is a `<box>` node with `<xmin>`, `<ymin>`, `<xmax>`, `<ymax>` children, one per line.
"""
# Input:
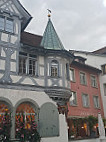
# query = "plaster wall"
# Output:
<box><xmin>11</xmin><ymin>62</ymin><xmax>16</xmax><ymax>72</ymax></box>
<box><xmin>0</xmin><ymin>88</ymin><xmax>68</xmax><ymax>142</ymax></box>
<box><xmin>11</xmin><ymin>51</ymin><xmax>16</xmax><ymax>60</ymax></box>
<box><xmin>1</xmin><ymin>33</ymin><xmax>9</xmax><ymax>42</ymax></box>
<box><xmin>0</xmin><ymin>60</ymin><xmax>5</xmax><ymax>70</ymax></box>
<box><xmin>1</xmin><ymin>47</ymin><xmax>6</xmax><ymax>57</ymax></box>
<box><xmin>74</xmin><ymin>52</ymin><xmax>106</xmax><ymax>70</ymax></box>
<box><xmin>0</xmin><ymin>88</ymin><xmax>55</xmax><ymax>108</ymax></box>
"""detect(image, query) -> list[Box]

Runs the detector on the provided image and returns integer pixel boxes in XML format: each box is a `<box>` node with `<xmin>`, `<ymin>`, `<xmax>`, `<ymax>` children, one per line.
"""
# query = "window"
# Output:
<box><xmin>70</xmin><ymin>68</ymin><xmax>75</xmax><ymax>82</ymax></box>
<box><xmin>19</xmin><ymin>52</ymin><xmax>27</xmax><ymax>74</ymax></box>
<box><xmin>101</xmin><ymin>64</ymin><xmax>106</xmax><ymax>75</ymax></box>
<box><xmin>51</xmin><ymin>60</ymin><xmax>58</xmax><ymax>77</ymax></box>
<box><xmin>91</xmin><ymin>75</ymin><xmax>97</xmax><ymax>88</ymax></box>
<box><xmin>70</xmin><ymin>91</ymin><xmax>77</xmax><ymax>106</ymax></box>
<box><xmin>19</xmin><ymin>52</ymin><xmax>37</xmax><ymax>76</ymax></box>
<box><xmin>5</xmin><ymin>18</ymin><xmax>13</xmax><ymax>33</ymax></box>
<box><xmin>80</xmin><ymin>72</ymin><xmax>87</xmax><ymax>85</ymax></box>
<box><xmin>82</xmin><ymin>93</ymin><xmax>89</xmax><ymax>107</ymax></box>
<box><xmin>0</xmin><ymin>16</ymin><xmax>4</xmax><ymax>30</ymax></box>
<box><xmin>93</xmin><ymin>96</ymin><xmax>100</xmax><ymax>108</ymax></box>
<box><xmin>104</xmin><ymin>84</ymin><xmax>106</xmax><ymax>96</ymax></box>
<box><xmin>29</xmin><ymin>54</ymin><xmax>37</xmax><ymax>76</ymax></box>
<box><xmin>0</xmin><ymin>15</ymin><xmax>14</xmax><ymax>33</ymax></box>
<box><xmin>66</xmin><ymin>63</ymin><xmax>70</xmax><ymax>80</ymax></box>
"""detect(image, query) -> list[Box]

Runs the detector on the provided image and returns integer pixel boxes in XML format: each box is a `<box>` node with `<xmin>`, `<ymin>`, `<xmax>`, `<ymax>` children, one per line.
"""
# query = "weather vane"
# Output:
<box><xmin>47</xmin><ymin>9</ymin><xmax>51</xmax><ymax>18</ymax></box>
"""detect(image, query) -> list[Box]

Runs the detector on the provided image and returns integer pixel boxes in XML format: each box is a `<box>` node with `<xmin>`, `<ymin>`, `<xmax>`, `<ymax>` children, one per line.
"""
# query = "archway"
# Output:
<box><xmin>15</xmin><ymin>102</ymin><xmax>40</xmax><ymax>141</ymax></box>
<box><xmin>0</xmin><ymin>101</ymin><xmax>11</xmax><ymax>141</ymax></box>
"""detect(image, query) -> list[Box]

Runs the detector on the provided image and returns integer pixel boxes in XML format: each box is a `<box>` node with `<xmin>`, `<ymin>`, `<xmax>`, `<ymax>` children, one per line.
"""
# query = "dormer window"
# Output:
<box><xmin>0</xmin><ymin>16</ymin><xmax>14</xmax><ymax>33</ymax></box>
<box><xmin>51</xmin><ymin>60</ymin><xmax>58</xmax><ymax>77</ymax></box>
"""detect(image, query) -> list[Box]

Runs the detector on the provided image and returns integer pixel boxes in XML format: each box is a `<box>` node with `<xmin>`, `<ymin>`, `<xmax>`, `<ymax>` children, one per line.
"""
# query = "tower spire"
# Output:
<box><xmin>47</xmin><ymin>9</ymin><xmax>51</xmax><ymax>18</ymax></box>
<box><xmin>40</xmin><ymin>12</ymin><xmax>65</xmax><ymax>50</ymax></box>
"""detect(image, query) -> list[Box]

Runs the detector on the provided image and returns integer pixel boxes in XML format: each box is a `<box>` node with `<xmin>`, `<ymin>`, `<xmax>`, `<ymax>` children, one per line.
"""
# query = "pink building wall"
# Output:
<box><xmin>68</xmin><ymin>63</ymin><xmax>104</xmax><ymax>118</ymax></box>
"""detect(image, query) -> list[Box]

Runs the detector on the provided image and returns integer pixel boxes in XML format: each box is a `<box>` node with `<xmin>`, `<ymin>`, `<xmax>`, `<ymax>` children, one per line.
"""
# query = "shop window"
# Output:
<box><xmin>15</xmin><ymin>103</ymin><xmax>39</xmax><ymax>140</ymax></box>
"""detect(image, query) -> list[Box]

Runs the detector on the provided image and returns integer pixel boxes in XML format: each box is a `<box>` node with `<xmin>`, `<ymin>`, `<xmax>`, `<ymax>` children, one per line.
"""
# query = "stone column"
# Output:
<box><xmin>10</xmin><ymin>109</ymin><xmax>15</xmax><ymax>140</ymax></box>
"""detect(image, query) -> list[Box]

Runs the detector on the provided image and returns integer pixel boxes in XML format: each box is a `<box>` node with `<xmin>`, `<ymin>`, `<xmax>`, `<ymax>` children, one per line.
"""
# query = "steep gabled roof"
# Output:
<box><xmin>92</xmin><ymin>46</ymin><xmax>106</xmax><ymax>55</ymax></box>
<box><xmin>72</xmin><ymin>61</ymin><xmax>101</xmax><ymax>73</ymax></box>
<box><xmin>40</xmin><ymin>18</ymin><xmax>64</xmax><ymax>50</ymax></box>
<box><xmin>13</xmin><ymin>0</ymin><xmax>32</xmax><ymax>31</ymax></box>
<box><xmin>21</xmin><ymin>32</ymin><xmax>42</xmax><ymax>47</ymax></box>
<box><xmin>0</xmin><ymin>0</ymin><xmax>32</xmax><ymax>31</ymax></box>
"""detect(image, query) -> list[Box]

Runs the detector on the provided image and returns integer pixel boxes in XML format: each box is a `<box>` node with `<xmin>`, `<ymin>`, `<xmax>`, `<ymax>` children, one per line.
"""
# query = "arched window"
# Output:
<box><xmin>0</xmin><ymin>101</ymin><xmax>11</xmax><ymax>140</ymax></box>
<box><xmin>51</xmin><ymin>60</ymin><xmax>59</xmax><ymax>77</ymax></box>
<box><xmin>15</xmin><ymin>103</ymin><xmax>39</xmax><ymax>140</ymax></box>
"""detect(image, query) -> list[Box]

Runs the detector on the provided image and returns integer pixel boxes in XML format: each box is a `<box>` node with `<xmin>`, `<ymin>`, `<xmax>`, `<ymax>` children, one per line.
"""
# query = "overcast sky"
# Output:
<box><xmin>20</xmin><ymin>0</ymin><xmax>106</xmax><ymax>52</ymax></box>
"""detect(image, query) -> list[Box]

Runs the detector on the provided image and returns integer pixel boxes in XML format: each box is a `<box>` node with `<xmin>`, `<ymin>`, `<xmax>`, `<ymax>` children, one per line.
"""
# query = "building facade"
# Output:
<box><xmin>0</xmin><ymin>0</ymin><xmax>74</xmax><ymax>141</ymax></box>
<box><xmin>67</xmin><ymin>57</ymin><xmax>104</xmax><ymax>139</ymax></box>
<box><xmin>70</xmin><ymin>49</ymin><xmax>106</xmax><ymax>118</ymax></box>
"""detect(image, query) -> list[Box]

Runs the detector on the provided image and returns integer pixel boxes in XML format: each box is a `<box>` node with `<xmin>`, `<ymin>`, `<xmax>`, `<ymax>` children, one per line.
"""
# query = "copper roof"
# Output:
<box><xmin>21</xmin><ymin>31</ymin><xmax>42</xmax><ymax>47</ymax></box>
<box><xmin>41</xmin><ymin>18</ymin><xmax>64</xmax><ymax>50</ymax></box>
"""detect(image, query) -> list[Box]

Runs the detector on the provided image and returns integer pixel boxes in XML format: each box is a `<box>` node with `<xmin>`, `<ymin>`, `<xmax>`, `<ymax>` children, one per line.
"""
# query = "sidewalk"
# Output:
<box><xmin>69</xmin><ymin>138</ymin><xmax>99</xmax><ymax>142</ymax></box>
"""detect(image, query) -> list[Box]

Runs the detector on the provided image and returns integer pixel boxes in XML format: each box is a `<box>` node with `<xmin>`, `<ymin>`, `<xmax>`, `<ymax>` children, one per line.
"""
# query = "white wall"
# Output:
<box><xmin>0</xmin><ymin>88</ymin><xmax>68</xmax><ymax>142</ymax></box>
<box><xmin>74</xmin><ymin>52</ymin><xmax>106</xmax><ymax>70</ymax></box>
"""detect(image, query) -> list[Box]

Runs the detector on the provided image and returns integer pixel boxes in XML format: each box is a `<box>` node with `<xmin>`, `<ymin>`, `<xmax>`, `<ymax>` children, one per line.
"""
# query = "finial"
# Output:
<box><xmin>47</xmin><ymin>9</ymin><xmax>51</xmax><ymax>18</ymax></box>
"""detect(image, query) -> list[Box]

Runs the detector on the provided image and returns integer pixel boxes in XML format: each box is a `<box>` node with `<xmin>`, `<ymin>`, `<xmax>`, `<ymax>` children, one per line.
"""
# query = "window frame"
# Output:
<box><xmin>93</xmin><ymin>95</ymin><xmax>100</xmax><ymax>109</ymax></box>
<box><xmin>70</xmin><ymin>68</ymin><xmax>75</xmax><ymax>82</ymax></box>
<box><xmin>0</xmin><ymin>15</ymin><xmax>14</xmax><ymax>34</ymax></box>
<box><xmin>19</xmin><ymin>52</ymin><xmax>27</xmax><ymax>75</ymax></box>
<box><xmin>50</xmin><ymin>60</ymin><xmax>59</xmax><ymax>77</ymax></box>
<box><xmin>70</xmin><ymin>91</ymin><xmax>77</xmax><ymax>106</ymax></box>
<box><xmin>82</xmin><ymin>93</ymin><xmax>89</xmax><ymax>108</ymax></box>
<box><xmin>19</xmin><ymin>52</ymin><xmax>37</xmax><ymax>76</ymax></box>
<box><xmin>80</xmin><ymin>71</ymin><xmax>87</xmax><ymax>86</ymax></box>
<box><xmin>90</xmin><ymin>75</ymin><xmax>98</xmax><ymax>88</ymax></box>
<box><xmin>103</xmin><ymin>84</ymin><xmax>106</xmax><ymax>96</ymax></box>
<box><xmin>101</xmin><ymin>64</ymin><xmax>106</xmax><ymax>75</ymax></box>
<box><xmin>28</xmin><ymin>54</ymin><xmax>37</xmax><ymax>76</ymax></box>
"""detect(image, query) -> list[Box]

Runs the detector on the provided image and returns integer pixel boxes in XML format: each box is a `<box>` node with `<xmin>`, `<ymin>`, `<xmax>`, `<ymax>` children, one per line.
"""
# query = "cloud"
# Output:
<box><xmin>20</xmin><ymin>0</ymin><xmax>106</xmax><ymax>52</ymax></box>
